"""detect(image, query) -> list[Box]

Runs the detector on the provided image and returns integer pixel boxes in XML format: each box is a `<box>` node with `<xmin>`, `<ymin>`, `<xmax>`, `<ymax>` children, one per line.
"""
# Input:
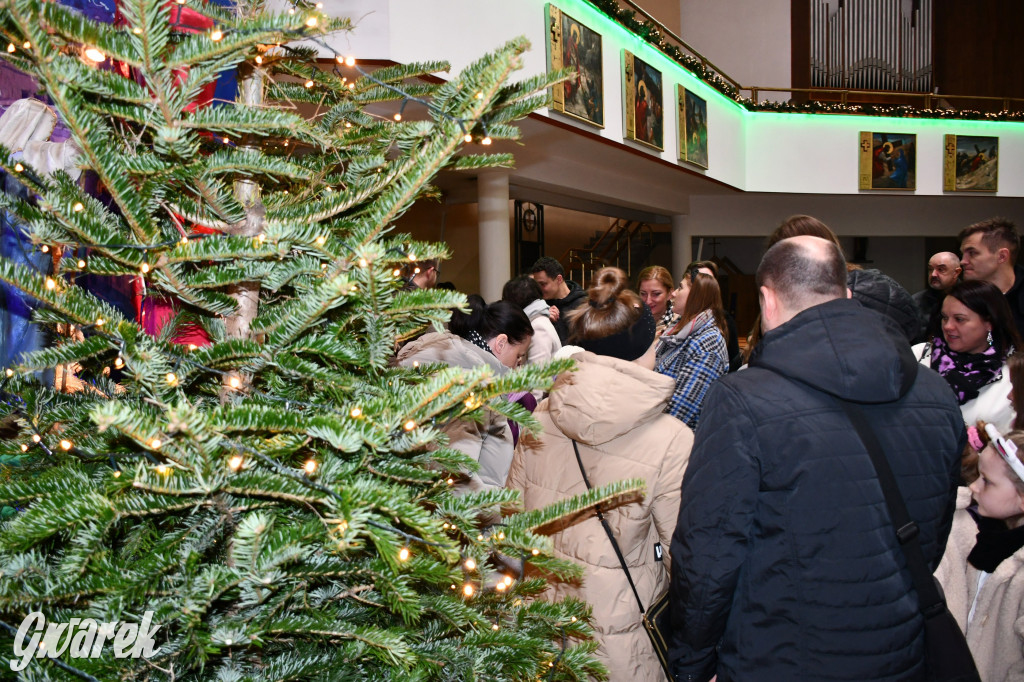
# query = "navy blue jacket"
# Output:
<box><xmin>668</xmin><ymin>298</ymin><xmax>965</xmax><ymax>682</ymax></box>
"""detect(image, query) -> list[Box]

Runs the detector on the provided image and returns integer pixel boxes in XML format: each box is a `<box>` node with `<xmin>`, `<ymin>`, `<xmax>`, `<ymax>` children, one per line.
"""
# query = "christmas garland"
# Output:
<box><xmin>587</xmin><ymin>0</ymin><xmax>1024</xmax><ymax>121</ymax></box>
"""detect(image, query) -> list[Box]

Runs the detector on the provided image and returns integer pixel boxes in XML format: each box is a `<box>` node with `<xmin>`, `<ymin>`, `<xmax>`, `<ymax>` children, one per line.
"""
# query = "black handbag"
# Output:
<box><xmin>836</xmin><ymin>399</ymin><xmax>981</xmax><ymax>682</ymax></box>
<box><xmin>572</xmin><ymin>439</ymin><xmax>673</xmax><ymax>681</ymax></box>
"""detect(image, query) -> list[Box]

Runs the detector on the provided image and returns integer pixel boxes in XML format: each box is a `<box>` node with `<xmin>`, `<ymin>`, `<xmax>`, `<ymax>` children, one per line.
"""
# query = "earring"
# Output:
<box><xmin>987</xmin><ymin>330</ymin><xmax>994</xmax><ymax>347</ymax></box>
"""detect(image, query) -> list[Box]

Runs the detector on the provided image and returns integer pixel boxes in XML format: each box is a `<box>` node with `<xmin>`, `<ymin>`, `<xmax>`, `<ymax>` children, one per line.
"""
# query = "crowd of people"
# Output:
<box><xmin>407</xmin><ymin>214</ymin><xmax>1024</xmax><ymax>681</ymax></box>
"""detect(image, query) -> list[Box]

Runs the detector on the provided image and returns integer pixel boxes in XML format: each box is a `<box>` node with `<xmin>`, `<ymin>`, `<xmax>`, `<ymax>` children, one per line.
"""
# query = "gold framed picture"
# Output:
<box><xmin>859</xmin><ymin>131</ymin><xmax>916</xmax><ymax>190</ymax></box>
<box><xmin>547</xmin><ymin>4</ymin><xmax>604</xmax><ymax>128</ymax></box>
<box><xmin>624</xmin><ymin>50</ymin><xmax>664</xmax><ymax>151</ymax></box>
<box><xmin>944</xmin><ymin>134</ymin><xmax>998</xmax><ymax>192</ymax></box>
<box><xmin>678</xmin><ymin>85</ymin><xmax>708</xmax><ymax>168</ymax></box>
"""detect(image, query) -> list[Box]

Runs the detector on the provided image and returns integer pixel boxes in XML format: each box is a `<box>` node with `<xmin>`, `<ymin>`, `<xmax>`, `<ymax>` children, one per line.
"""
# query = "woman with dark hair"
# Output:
<box><xmin>507</xmin><ymin>267</ymin><xmax>691</xmax><ymax>682</ymax></box>
<box><xmin>913</xmin><ymin>279</ymin><xmax>1022</xmax><ymax>432</ymax></box>
<box><xmin>654</xmin><ymin>271</ymin><xmax>729</xmax><ymax>428</ymax></box>
<box><xmin>396</xmin><ymin>295</ymin><xmax>533</xmax><ymax>492</ymax></box>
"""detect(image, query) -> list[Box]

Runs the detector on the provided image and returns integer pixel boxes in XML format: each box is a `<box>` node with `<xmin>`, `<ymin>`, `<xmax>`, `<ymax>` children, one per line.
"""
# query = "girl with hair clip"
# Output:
<box><xmin>654</xmin><ymin>271</ymin><xmax>729</xmax><ymax>429</ymax></box>
<box><xmin>935</xmin><ymin>425</ymin><xmax>1024</xmax><ymax>681</ymax></box>
<box><xmin>396</xmin><ymin>295</ymin><xmax>533</xmax><ymax>493</ymax></box>
<box><xmin>506</xmin><ymin>267</ymin><xmax>692</xmax><ymax>682</ymax></box>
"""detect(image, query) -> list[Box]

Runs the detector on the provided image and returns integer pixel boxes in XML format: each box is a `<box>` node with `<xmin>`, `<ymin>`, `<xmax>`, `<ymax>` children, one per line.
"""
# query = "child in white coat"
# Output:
<box><xmin>935</xmin><ymin>426</ymin><xmax>1024</xmax><ymax>681</ymax></box>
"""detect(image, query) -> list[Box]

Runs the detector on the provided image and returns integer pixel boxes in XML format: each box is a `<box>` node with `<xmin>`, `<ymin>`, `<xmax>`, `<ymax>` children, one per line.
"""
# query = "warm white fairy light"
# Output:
<box><xmin>304</xmin><ymin>459</ymin><xmax>317</xmax><ymax>474</ymax></box>
<box><xmin>392</xmin><ymin>268</ymin><xmax>401</xmax><ymax>277</ymax></box>
<box><xmin>6</xmin><ymin>43</ymin><xmax>15</xmax><ymax>53</ymax></box>
<box><xmin>403</xmin><ymin>420</ymin><xmax>416</xmax><ymax>431</ymax></box>
<box><xmin>315</xmin><ymin>235</ymin><xmax>326</xmax><ymax>246</ymax></box>
<box><xmin>5</xmin><ymin>368</ymin><xmax>13</xmax><ymax>377</ymax></box>
<box><xmin>393</xmin><ymin>113</ymin><xmax>401</xmax><ymax>121</ymax></box>
<box><xmin>228</xmin><ymin>455</ymin><xmax>243</xmax><ymax>471</ymax></box>
<box><xmin>32</xmin><ymin>434</ymin><xmax>41</xmax><ymax>443</ymax></box>
<box><xmin>45</xmin><ymin>278</ymin><xmax>56</xmax><ymax>290</ymax></box>
<box><xmin>446</xmin><ymin>477</ymin><xmax>454</xmax><ymax>485</ymax></box>
<box><xmin>257</xmin><ymin>233</ymin><xmax>266</xmax><ymax>243</ymax></box>
<box><xmin>481</xmin><ymin>137</ymin><xmax>492</xmax><ymax>146</ymax></box>
<box><xmin>77</xmin><ymin>259</ymin><xmax>86</xmax><ymax>269</ymax></box>
<box><xmin>304</xmin><ymin>79</ymin><xmax>314</xmax><ymax>88</ymax></box>
<box><xmin>255</xmin><ymin>55</ymin><xmax>263</xmax><ymax>65</ymax></box>
<box><xmin>59</xmin><ymin>439</ymin><xmax>72</xmax><ymax>450</ymax></box>
<box><xmin>114</xmin><ymin>356</ymin><xmax>124</xmax><ymax>369</ymax></box>
<box><xmin>165</xmin><ymin>372</ymin><xmax>177</xmax><ymax>386</ymax></box>
<box><xmin>73</xmin><ymin>202</ymin><xmax>84</xmax><ymax>212</ymax></box>
<box><xmin>398</xmin><ymin>547</ymin><xmax>410</xmax><ymax>561</ymax></box>
<box><xmin>14</xmin><ymin>163</ymin><xmax>23</xmax><ymax>172</ymax></box>
<box><xmin>187</xmin><ymin>344</ymin><xmax>198</xmax><ymax>351</ymax></box>
<box><xmin>531</xmin><ymin>548</ymin><xmax>540</xmax><ymax>556</ymax></box>
<box><xmin>350</xmin><ymin>407</ymin><xmax>362</xmax><ymax>418</ymax></box>
<box><xmin>210</xmin><ymin>30</ymin><xmax>223</xmax><ymax>42</ymax></box>
<box><xmin>491</xmin><ymin>623</ymin><xmax>500</xmax><ymax>630</ymax></box>
<box><xmin>40</xmin><ymin>245</ymin><xmax>49</xmax><ymax>253</ymax></box>
<box><xmin>156</xmin><ymin>464</ymin><xmax>168</xmax><ymax>474</ymax></box>
<box><xmin>113</xmin><ymin>470</ymin><xmax>121</xmax><ymax>478</ymax></box>
<box><xmin>228</xmin><ymin>376</ymin><xmax>241</xmax><ymax>389</ymax></box>
<box><xmin>20</xmin><ymin>443</ymin><xmax>28</xmax><ymax>452</ymax></box>
<box><xmin>180</xmin><ymin>236</ymin><xmax>188</xmax><ymax>245</ymax></box>
<box><xmin>150</xmin><ymin>438</ymin><xmax>162</xmax><ymax>449</ymax></box>
<box><xmin>132</xmin><ymin>27</ymin><xmax>143</xmax><ymax>35</ymax></box>
<box><xmin>495</xmin><ymin>582</ymin><xmax>506</xmax><ymax>592</ymax></box>
<box><xmin>358</xmin><ymin>257</ymin><xmax>368</xmax><ymax>268</ymax></box>
<box><xmin>502</xmin><ymin>575</ymin><xmax>513</xmax><ymax>586</ymax></box>
<box><xmin>345</xmin><ymin>56</ymin><xmax>355</xmax><ymax>66</ymax></box>
<box><xmin>464</xmin><ymin>557</ymin><xmax>476</xmax><ymax>570</ymax></box>
<box><xmin>464</xmin><ymin>133</ymin><xmax>473</xmax><ymax>143</ymax></box>
<box><xmin>140</xmin><ymin>263</ymin><xmax>150</xmax><ymax>274</ymax></box>
<box><xmin>463</xmin><ymin>584</ymin><xmax>474</xmax><ymax>597</ymax></box>
<box><xmin>305</xmin><ymin>16</ymin><xmax>317</xmax><ymax>27</ymax></box>
<box><xmin>84</xmin><ymin>47</ymin><xmax>105</xmax><ymax>63</ymax></box>
<box><xmin>95</xmin><ymin>317</ymin><xmax>104</xmax><ymax>326</ymax></box>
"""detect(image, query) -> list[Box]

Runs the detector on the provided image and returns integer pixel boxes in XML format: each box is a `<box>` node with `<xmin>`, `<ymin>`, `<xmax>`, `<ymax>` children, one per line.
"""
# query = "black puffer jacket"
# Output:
<box><xmin>668</xmin><ymin>298</ymin><xmax>965</xmax><ymax>682</ymax></box>
<box><xmin>547</xmin><ymin>280</ymin><xmax>586</xmax><ymax>344</ymax></box>
<box><xmin>847</xmin><ymin>267</ymin><xmax>920</xmax><ymax>343</ymax></box>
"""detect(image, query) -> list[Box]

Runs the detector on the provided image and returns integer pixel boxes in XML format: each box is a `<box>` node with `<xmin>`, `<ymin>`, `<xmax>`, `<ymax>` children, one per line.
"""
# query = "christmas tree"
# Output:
<box><xmin>0</xmin><ymin>1</ymin><xmax>641</xmax><ymax>678</ymax></box>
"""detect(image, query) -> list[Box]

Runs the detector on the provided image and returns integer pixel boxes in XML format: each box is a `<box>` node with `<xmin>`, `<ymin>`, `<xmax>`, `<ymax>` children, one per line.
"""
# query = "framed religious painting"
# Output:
<box><xmin>944</xmin><ymin>134</ymin><xmax>998</xmax><ymax>192</ymax></box>
<box><xmin>678</xmin><ymin>85</ymin><xmax>708</xmax><ymax>168</ymax></box>
<box><xmin>624</xmin><ymin>50</ymin><xmax>663</xmax><ymax>151</ymax></box>
<box><xmin>858</xmin><ymin>131</ymin><xmax>916</xmax><ymax>190</ymax></box>
<box><xmin>547</xmin><ymin>4</ymin><xmax>604</xmax><ymax>128</ymax></box>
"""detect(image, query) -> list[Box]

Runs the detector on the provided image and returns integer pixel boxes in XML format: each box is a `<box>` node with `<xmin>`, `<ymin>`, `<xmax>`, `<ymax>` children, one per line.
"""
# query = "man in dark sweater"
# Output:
<box><xmin>959</xmin><ymin>217</ymin><xmax>1024</xmax><ymax>340</ymax></box>
<box><xmin>528</xmin><ymin>257</ymin><xmax>585</xmax><ymax>344</ymax></box>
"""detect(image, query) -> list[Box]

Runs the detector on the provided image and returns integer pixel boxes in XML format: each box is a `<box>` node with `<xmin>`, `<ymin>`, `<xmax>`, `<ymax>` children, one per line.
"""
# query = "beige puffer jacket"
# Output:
<box><xmin>507</xmin><ymin>351</ymin><xmax>693</xmax><ymax>682</ymax></box>
<box><xmin>396</xmin><ymin>332</ymin><xmax>513</xmax><ymax>492</ymax></box>
<box><xmin>935</xmin><ymin>487</ymin><xmax>1024</xmax><ymax>681</ymax></box>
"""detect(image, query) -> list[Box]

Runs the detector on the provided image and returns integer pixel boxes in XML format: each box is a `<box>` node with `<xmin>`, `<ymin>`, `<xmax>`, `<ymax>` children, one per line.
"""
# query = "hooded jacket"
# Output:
<box><xmin>396</xmin><ymin>332</ymin><xmax>513</xmax><ymax>492</ymax></box>
<box><xmin>507</xmin><ymin>351</ymin><xmax>693</xmax><ymax>682</ymax></box>
<box><xmin>847</xmin><ymin>267</ymin><xmax>920</xmax><ymax>343</ymax></box>
<box><xmin>935</xmin><ymin>488</ymin><xmax>1024</xmax><ymax>682</ymax></box>
<box><xmin>669</xmin><ymin>298</ymin><xmax>965</xmax><ymax>682</ymax></box>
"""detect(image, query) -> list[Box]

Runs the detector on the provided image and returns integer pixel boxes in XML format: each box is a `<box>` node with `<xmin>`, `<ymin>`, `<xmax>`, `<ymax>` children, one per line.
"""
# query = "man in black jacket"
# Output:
<box><xmin>668</xmin><ymin>236</ymin><xmax>965</xmax><ymax>681</ymax></box>
<box><xmin>528</xmin><ymin>256</ymin><xmax>585</xmax><ymax>344</ymax></box>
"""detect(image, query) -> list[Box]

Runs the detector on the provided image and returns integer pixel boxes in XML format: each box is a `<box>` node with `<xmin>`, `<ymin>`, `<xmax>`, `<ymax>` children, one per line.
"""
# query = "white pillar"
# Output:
<box><xmin>671</xmin><ymin>214</ymin><xmax>691</xmax><ymax>279</ymax></box>
<box><xmin>478</xmin><ymin>172</ymin><xmax>511</xmax><ymax>301</ymax></box>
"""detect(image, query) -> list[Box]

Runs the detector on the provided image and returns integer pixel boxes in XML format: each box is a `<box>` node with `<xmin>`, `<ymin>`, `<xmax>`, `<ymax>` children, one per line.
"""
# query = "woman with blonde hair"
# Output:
<box><xmin>507</xmin><ymin>266</ymin><xmax>691</xmax><ymax>681</ymax></box>
<box><xmin>655</xmin><ymin>270</ymin><xmax>729</xmax><ymax>428</ymax></box>
<box><xmin>636</xmin><ymin>265</ymin><xmax>676</xmax><ymax>335</ymax></box>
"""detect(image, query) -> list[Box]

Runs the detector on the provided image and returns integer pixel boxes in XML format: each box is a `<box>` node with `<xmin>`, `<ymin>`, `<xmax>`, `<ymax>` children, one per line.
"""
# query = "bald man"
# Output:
<box><xmin>668</xmin><ymin>236</ymin><xmax>964</xmax><ymax>681</ymax></box>
<box><xmin>912</xmin><ymin>251</ymin><xmax>961</xmax><ymax>343</ymax></box>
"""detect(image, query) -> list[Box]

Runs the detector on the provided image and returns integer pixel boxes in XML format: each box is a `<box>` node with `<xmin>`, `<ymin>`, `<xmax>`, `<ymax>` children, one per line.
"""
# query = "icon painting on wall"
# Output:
<box><xmin>678</xmin><ymin>85</ymin><xmax>708</xmax><ymax>168</ymax></box>
<box><xmin>624</xmin><ymin>51</ymin><xmax>663</xmax><ymax>151</ymax></box>
<box><xmin>859</xmin><ymin>131</ymin><xmax>916</xmax><ymax>190</ymax></box>
<box><xmin>547</xmin><ymin>4</ymin><xmax>604</xmax><ymax>128</ymax></box>
<box><xmin>944</xmin><ymin>134</ymin><xmax>998</xmax><ymax>192</ymax></box>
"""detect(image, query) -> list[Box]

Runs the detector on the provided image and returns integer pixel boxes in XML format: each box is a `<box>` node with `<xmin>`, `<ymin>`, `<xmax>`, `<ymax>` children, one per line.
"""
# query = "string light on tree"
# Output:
<box><xmin>303</xmin><ymin>459</ymin><xmax>317</xmax><ymax>474</ymax></box>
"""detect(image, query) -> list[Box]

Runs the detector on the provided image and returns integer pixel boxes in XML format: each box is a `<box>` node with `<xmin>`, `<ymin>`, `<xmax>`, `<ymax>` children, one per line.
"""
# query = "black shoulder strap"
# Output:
<box><xmin>571</xmin><ymin>439</ymin><xmax>648</xmax><ymax>615</ymax></box>
<box><xmin>834</xmin><ymin>398</ymin><xmax>946</xmax><ymax>618</ymax></box>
